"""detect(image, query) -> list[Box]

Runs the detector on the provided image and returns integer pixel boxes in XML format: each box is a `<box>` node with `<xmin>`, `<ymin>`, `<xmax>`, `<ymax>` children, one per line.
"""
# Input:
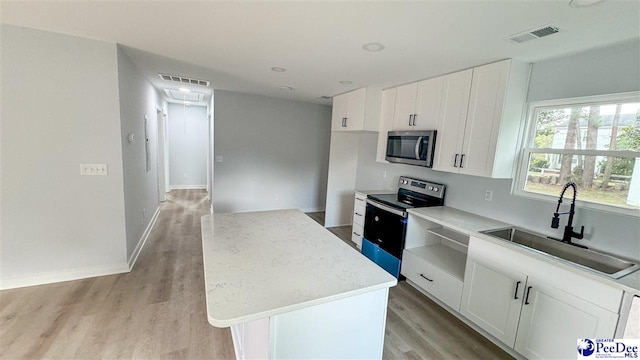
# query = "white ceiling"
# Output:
<box><xmin>2</xmin><ymin>1</ymin><xmax>639</xmax><ymax>105</ymax></box>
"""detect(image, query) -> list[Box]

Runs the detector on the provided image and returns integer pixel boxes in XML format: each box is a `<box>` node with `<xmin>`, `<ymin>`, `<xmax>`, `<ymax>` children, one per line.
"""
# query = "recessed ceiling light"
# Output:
<box><xmin>179</xmin><ymin>87</ymin><xmax>191</xmax><ymax>92</ymax></box>
<box><xmin>569</xmin><ymin>0</ymin><xmax>605</xmax><ymax>7</ymax></box>
<box><xmin>362</xmin><ymin>42</ymin><xmax>385</xmax><ymax>52</ymax></box>
<box><xmin>339</xmin><ymin>81</ymin><xmax>353</xmax><ymax>85</ymax></box>
<box><xmin>279</xmin><ymin>86</ymin><xmax>293</xmax><ymax>90</ymax></box>
<box><xmin>271</xmin><ymin>67</ymin><xmax>286</xmax><ymax>72</ymax></box>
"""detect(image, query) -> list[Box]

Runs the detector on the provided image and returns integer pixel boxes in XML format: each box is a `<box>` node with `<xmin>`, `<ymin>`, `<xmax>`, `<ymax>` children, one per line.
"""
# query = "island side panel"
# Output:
<box><xmin>230</xmin><ymin>318</ymin><xmax>270</xmax><ymax>360</ymax></box>
<box><xmin>269</xmin><ymin>288</ymin><xmax>389</xmax><ymax>359</ymax></box>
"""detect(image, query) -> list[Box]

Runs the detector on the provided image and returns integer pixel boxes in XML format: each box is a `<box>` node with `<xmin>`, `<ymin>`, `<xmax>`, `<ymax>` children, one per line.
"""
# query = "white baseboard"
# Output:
<box><xmin>301</xmin><ymin>207</ymin><xmax>326</xmax><ymax>213</ymax></box>
<box><xmin>169</xmin><ymin>185</ymin><xmax>207</xmax><ymax>190</ymax></box>
<box><xmin>128</xmin><ymin>206</ymin><xmax>160</xmax><ymax>270</ymax></box>
<box><xmin>0</xmin><ymin>263</ymin><xmax>130</xmax><ymax>290</ymax></box>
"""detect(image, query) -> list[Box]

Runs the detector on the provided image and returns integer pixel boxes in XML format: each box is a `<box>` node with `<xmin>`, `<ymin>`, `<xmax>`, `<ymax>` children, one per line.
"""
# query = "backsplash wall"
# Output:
<box><xmin>355</xmin><ymin>132</ymin><xmax>639</xmax><ymax>261</ymax></box>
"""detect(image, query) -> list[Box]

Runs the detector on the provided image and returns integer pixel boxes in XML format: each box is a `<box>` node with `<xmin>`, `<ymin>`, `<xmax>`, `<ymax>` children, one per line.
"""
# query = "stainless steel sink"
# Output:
<box><xmin>480</xmin><ymin>227</ymin><xmax>639</xmax><ymax>279</ymax></box>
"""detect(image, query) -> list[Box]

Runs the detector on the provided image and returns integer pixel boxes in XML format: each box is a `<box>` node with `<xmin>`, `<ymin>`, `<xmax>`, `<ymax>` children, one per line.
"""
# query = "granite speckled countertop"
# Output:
<box><xmin>407</xmin><ymin>206</ymin><xmax>640</xmax><ymax>296</ymax></box>
<box><xmin>201</xmin><ymin>209</ymin><xmax>397</xmax><ymax>327</ymax></box>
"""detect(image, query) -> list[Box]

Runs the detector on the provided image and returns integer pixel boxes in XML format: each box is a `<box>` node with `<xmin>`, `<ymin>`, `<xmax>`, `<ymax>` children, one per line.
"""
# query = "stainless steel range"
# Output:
<box><xmin>362</xmin><ymin>176</ymin><xmax>446</xmax><ymax>278</ymax></box>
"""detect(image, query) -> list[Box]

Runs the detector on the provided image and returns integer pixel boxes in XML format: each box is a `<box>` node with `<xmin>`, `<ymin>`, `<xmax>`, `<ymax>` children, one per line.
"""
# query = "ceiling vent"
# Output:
<box><xmin>164</xmin><ymin>89</ymin><xmax>204</xmax><ymax>102</ymax></box>
<box><xmin>158</xmin><ymin>73</ymin><xmax>210</xmax><ymax>87</ymax></box>
<box><xmin>506</xmin><ymin>25</ymin><xmax>560</xmax><ymax>44</ymax></box>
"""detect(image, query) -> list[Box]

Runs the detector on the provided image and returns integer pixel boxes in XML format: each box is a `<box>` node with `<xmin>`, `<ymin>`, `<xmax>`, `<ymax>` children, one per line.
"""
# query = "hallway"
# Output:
<box><xmin>0</xmin><ymin>190</ymin><xmax>234</xmax><ymax>359</ymax></box>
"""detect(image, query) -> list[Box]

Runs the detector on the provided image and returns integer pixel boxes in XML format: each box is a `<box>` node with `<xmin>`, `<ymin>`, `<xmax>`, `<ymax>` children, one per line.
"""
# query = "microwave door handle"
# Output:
<box><xmin>414</xmin><ymin>137</ymin><xmax>423</xmax><ymax>159</ymax></box>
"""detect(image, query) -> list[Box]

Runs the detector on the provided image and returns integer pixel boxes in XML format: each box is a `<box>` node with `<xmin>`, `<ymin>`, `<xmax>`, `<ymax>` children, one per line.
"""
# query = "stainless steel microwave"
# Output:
<box><xmin>385</xmin><ymin>130</ymin><xmax>437</xmax><ymax>167</ymax></box>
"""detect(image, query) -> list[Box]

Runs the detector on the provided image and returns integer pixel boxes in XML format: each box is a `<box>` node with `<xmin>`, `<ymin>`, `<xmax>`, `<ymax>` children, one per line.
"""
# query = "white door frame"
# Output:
<box><xmin>156</xmin><ymin>108</ymin><xmax>167</xmax><ymax>201</ymax></box>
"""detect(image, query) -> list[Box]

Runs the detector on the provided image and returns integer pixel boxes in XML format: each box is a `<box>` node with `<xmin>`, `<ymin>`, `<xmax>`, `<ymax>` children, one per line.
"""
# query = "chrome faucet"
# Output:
<box><xmin>551</xmin><ymin>182</ymin><xmax>586</xmax><ymax>247</ymax></box>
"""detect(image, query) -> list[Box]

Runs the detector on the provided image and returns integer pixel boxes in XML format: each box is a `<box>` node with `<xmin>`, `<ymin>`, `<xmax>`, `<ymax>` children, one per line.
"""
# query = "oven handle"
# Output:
<box><xmin>366</xmin><ymin>199</ymin><xmax>407</xmax><ymax>218</ymax></box>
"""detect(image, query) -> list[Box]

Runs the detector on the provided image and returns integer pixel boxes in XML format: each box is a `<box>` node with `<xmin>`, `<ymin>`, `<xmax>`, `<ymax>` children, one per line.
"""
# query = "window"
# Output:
<box><xmin>516</xmin><ymin>92</ymin><xmax>640</xmax><ymax>215</ymax></box>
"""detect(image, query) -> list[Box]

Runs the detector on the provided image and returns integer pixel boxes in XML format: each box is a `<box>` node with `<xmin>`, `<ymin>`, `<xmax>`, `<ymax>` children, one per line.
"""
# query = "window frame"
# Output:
<box><xmin>513</xmin><ymin>91</ymin><xmax>640</xmax><ymax>217</ymax></box>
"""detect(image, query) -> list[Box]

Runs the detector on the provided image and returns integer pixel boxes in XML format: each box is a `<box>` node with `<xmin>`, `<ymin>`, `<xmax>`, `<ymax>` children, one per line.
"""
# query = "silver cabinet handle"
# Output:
<box><xmin>408</xmin><ymin>114</ymin><xmax>413</xmax><ymax>126</ymax></box>
<box><xmin>460</xmin><ymin>154</ymin><xmax>465</xmax><ymax>168</ymax></box>
<box><xmin>412</xmin><ymin>114</ymin><xmax>417</xmax><ymax>126</ymax></box>
<box><xmin>419</xmin><ymin>274</ymin><xmax>433</xmax><ymax>282</ymax></box>
<box><xmin>454</xmin><ymin>154</ymin><xmax>459</xmax><ymax>167</ymax></box>
<box><xmin>355</xmin><ymin>212</ymin><xmax>362</xmax><ymax>216</ymax></box>
<box><xmin>344</xmin><ymin>117</ymin><xmax>348</xmax><ymax>127</ymax></box>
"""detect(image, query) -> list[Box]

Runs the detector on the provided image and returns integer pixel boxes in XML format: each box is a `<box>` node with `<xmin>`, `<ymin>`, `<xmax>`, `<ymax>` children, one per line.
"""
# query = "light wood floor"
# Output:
<box><xmin>0</xmin><ymin>194</ymin><xmax>511</xmax><ymax>360</ymax></box>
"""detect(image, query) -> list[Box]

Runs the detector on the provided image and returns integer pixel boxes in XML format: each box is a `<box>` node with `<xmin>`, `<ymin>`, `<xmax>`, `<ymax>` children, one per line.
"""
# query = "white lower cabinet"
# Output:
<box><xmin>460</xmin><ymin>259</ymin><xmax>526</xmax><ymax>347</ymax></box>
<box><xmin>351</xmin><ymin>192</ymin><xmax>367</xmax><ymax>248</ymax></box>
<box><xmin>514</xmin><ymin>278</ymin><xmax>619</xmax><ymax>360</ymax></box>
<box><xmin>462</xmin><ymin>236</ymin><xmax>622</xmax><ymax>360</ymax></box>
<box><xmin>402</xmin><ymin>250</ymin><xmax>463</xmax><ymax>311</ymax></box>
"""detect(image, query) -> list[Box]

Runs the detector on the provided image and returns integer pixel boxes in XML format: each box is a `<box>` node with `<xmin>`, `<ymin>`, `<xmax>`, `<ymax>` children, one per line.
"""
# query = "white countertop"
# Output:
<box><xmin>407</xmin><ymin>206</ymin><xmax>640</xmax><ymax>296</ymax></box>
<box><xmin>201</xmin><ymin>209</ymin><xmax>397</xmax><ymax>327</ymax></box>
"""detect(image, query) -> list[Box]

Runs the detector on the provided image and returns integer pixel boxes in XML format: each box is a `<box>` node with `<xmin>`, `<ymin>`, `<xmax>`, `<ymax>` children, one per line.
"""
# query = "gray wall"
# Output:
<box><xmin>353</xmin><ymin>40</ymin><xmax>640</xmax><ymax>261</ymax></box>
<box><xmin>116</xmin><ymin>46</ymin><xmax>162</xmax><ymax>261</ymax></box>
<box><xmin>168</xmin><ymin>103</ymin><xmax>208</xmax><ymax>188</ymax></box>
<box><xmin>0</xmin><ymin>25</ymin><xmax>128</xmax><ymax>284</ymax></box>
<box><xmin>528</xmin><ymin>39</ymin><xmax>640</xmax><ymax>102</ymax></box>
<box><xmin>213</xmin><ymin>91</ymin><xmax>332</xmax><ymax>213</ymax></box>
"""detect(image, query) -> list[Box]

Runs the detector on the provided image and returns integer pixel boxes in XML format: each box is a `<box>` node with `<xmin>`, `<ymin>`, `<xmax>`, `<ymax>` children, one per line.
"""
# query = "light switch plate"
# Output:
<box><xmin>80</xmin><ymin>163</ymin><xmax>108</xmax><ymax>176</ymax></box>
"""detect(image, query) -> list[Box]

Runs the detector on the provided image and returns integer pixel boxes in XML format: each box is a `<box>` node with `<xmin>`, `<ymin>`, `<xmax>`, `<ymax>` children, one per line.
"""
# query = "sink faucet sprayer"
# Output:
<box><xmin>551</xmin><ymin>182</ymin><xmax>587</xmax><ymax>248</ymax></box>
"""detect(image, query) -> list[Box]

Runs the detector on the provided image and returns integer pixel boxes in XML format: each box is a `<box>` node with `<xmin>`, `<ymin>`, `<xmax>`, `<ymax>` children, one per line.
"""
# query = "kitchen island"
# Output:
<box><xmin>201</xmin><ymin>209</ymin><xmax>397</xmax><ymax>359</ymax></box>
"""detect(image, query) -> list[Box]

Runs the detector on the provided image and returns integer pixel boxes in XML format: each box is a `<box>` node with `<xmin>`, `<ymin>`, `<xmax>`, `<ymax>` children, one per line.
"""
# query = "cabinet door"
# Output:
<box><xmin>412</xmin><ymin>76</ymin><xmax>444</xmax><ymax>130</ymax></box>
<box><xmin>460</xmin><ymin>60</ymin><xmax>509</xmax><ymax>177</ymax></box>
<box><xmin>514</xmin><ymin>278</ymin><xmax>619</xmax><ymax>360</ymax></box>
<box><xmin>432</xmin><ymin>69</ymin><xmax>472</xmax><ymax>173</ymax></box>
<box><xmin>376</xmin><ymin>88</ymin><xmax>396</xmax><ymax>163</ymax></box>
<box><xmin>331</xmin><ymin>93</ymin><xmax>349</xmax><ymax>131</ymax></box>
<box><xmin>345</xmin><ymin>88</ymin><xmax>366</xmax><ymax>130</ymax></box>
<box><xmin>460</xmin><ymin>257</ymin><xmax>526</xmax><ymax>348</ymax></box>
<box><xmin>392</xmin><ymin>82</ymin><xmax>418</xmax><ymax>130</ymax></box>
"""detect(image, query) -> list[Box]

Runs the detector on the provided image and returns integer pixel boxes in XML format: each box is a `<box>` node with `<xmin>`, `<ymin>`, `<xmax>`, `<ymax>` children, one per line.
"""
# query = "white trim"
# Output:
<box><xmin>0</xmin><ymin>263</ymin><xmax>129</xmax><ymax>290</ymax></box>
<box><xmin>301</xmin><ymin>207</ymin><xmax>326</xmax><ymax>213</ymax></box>
<box><xmin>169</xmin><ymin>185</ymin><xmax>207</xmax><ymax>190</ymax></box>
<box><xmin>128</xmin><ymin>206</ymin><xmax>161</xmax><ymax>270</ymax></box>
<box><xmin>513</xmin><ymin>92</ymin><xmax>640</xmax><ymax>216</ymax></box>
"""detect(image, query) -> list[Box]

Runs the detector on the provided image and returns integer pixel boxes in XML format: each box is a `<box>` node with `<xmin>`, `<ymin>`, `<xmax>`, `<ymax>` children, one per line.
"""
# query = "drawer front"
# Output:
<box><xmin>352</xmin><ymin>222</ymin><xmax>364</xmax><ymax>237</ymax></box>
<box><xmin>362</xmin><ymin>239</ymin><xmax>401</xmax><ymax>278</ymax></box>
<box><xmin>401</xmin><ymin>250</ymin><xmax>463</xmax><ymax>311</ymax></box>
<box><xmin>351</xmin><ymin>232</ymin><xmax>363</xmax><ymax>248</ymax></box>
<box><xmin>352</xmin><ymin>205</ymin><xmax>365</xmax><ymax>226</ymax></box>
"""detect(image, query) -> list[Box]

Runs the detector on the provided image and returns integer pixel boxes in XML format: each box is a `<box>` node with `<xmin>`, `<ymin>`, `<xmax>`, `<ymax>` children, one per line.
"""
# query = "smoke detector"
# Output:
<box><xmin>506</xmin><ymin>25</ymin><xmax>560</xmax><ymax>44</ymax></box>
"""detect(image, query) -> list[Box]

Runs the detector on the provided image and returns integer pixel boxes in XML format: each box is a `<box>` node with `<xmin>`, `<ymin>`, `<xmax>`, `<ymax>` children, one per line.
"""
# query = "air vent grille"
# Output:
<box><xmin>506</xmin><ymin>25</ymin><xmax>560</xmax><ymax>44</ymax></box>
<box><xmin>158</xmin><ymin>73</ymin><xmax>210</xmax><ymax>87</ymax></box>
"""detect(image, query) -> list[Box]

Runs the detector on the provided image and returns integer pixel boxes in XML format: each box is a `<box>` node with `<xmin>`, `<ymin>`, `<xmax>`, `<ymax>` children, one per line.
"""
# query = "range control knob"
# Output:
<box><xmin>428</xmin><ymin>186</ymin><xmax>434</xmax><ymax>190</ymax></box>
<box><xmin>433</xmin><ymin>187</ymin><xmax>439</xmax><ymax>192</ymax></box>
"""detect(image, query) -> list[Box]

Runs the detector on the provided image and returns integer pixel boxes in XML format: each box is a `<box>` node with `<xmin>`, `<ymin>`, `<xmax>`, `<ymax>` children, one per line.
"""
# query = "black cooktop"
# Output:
<box><xmin>368</xmin><ymin>190</ymin><xmax>444</xmax><ymax>211</ymax></box>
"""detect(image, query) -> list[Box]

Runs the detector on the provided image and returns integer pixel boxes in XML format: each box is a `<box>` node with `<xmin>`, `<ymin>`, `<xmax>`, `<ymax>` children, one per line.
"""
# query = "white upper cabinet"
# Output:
<box><xmin>331</xmin><ymin>88</ymin><xmax>382</xmax><ymax>132</ymax></box>
<box><xmin>432</xmin><ymin>69</ymin><xmax>473</xmax><ymax>173</ymax></box>
<box><xmin>433</xmin><ymin>59</ymin><xmax>531</xmax><ymax>178</ymax></box>
<box><xmin>392</xmin><ymin>77</ymin><xmax>444</xmax><ymax>131</ymax></box>
<box><xmin>376</xmin><ymin>88</ymin><xmax>397</xmax><ymax>163</ymax></box>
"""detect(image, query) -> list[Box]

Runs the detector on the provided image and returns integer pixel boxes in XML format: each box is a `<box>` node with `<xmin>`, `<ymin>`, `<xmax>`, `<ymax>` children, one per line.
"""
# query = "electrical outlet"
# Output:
<box><xmin>383</xmin><ymin>171</ymin><xmax>387</xmax><ymax>178</ymax></box>
<box><xmin>183</xmin><ymin>173</ymin><xmax>188</xmax><ymax>180</ymax></box>
<box><xmin>275</xmin><ymin>194</ymin><xmax>280</xmax><ymax>201</ymax></box>
<box><xmin>80</xmin><ymin>163</ymin><xmax>108</xmax><ymax>176</ymax></box>
<box><xmin>485</xmin><ymin>190</ymin><xmax>493</xmax><ymax>201</ymax></box>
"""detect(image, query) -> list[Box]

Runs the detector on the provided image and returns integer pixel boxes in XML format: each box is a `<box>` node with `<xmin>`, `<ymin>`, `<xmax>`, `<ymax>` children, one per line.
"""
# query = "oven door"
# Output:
<box><xmin>362</xmin><ymin>199</ymin><xmax>408</xmax><ymax>278</ymax></box>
